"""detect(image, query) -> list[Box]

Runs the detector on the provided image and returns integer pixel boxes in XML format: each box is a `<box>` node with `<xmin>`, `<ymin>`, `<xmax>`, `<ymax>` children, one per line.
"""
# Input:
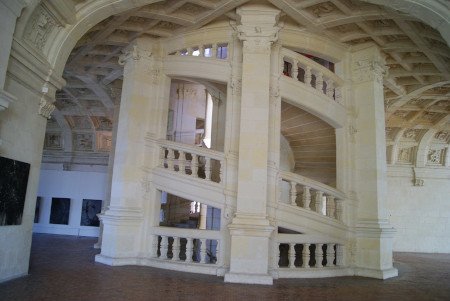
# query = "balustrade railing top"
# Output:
<box><xmin>279</xmin><ymin>170</ymin><xmax>345</xmax><ymax>222</ymax></box>
<box><xmin>167</xmin><ymin>42</ymin><xmax>229</xmax><ymax>60</ymax></box>
<box><xmin>281</xmin><ymin>48</ymin><xmax>344</xmax><ymax>103</ymax></box>
<box><xmin>158</xmin><ymin>139</ymin><xmax>225</xmax><ymax>184</ymax></box>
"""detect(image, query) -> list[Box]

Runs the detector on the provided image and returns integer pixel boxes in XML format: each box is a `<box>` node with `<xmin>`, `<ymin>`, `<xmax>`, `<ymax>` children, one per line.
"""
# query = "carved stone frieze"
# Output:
<box><xmin>38</xmin><ymin>98</ymin><xmax>55</xmax><ymax>119</ymax></box>
<box><xmin>352</xmin><ymin>59</ymin><xmax>388</xmax><ymax>84</ymax></box>
<box><xmin>413</xmin><ymin>178</ymin><xmax>424</xmax><ymax>187</ymax></box>
<box><xmin>434</xmin><ymin>131</ymin><xmax>449</xmax><ymax>143</ymax></box>
<box><xmin>96</xmin><ymin>132</ymin><xmax>112</xmax><ymax>152</ymax></box>
<box><xmin>24</xmin><ymin>4</ymin><xmax>60</xmax><ymax>51</ymax></box>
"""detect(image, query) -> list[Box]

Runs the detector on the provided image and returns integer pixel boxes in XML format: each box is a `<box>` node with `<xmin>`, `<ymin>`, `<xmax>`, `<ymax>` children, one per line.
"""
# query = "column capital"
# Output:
<box><xmin>118</xmin><ymin>44</ymin><xmax>152</xmax><ymax>66</ymax></box>
<box><xmin>234</xmin><ymin>4</ymin><xmax>282</xmax><ymax>53</ymax></box>
<box><xmin>352</xmin><ymin>59</ymin><xmax>388</xmax><ymax>84</ymax></box>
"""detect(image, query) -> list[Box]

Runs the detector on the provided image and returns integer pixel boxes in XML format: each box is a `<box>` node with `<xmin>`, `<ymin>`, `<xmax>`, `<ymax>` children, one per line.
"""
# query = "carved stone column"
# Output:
<box><xmin>224</xmin><ymin>4</ymin><xmax>281</xmax><ymax>285</ymax></box>
<box><xmin>351</xmin><ymin>43</ymin><xmax>397</xmax><ymax>279</ymax></box>
<box><xmin>96</xmin><ymin>37</ymin><xmax>162</xmax><ymax>264</ymax></box>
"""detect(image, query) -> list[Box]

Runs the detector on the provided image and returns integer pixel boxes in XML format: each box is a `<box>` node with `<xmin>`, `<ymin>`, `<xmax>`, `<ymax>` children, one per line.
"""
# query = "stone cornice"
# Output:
<box><xmin>0</xmin><ymin>89</ymin><xmax>16</xmax><ymax>111</ymax></box>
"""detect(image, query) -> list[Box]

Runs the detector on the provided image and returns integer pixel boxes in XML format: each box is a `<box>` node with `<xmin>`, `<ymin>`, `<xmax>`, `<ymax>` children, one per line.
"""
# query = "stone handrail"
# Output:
<box><xmin>277</xmin><ymin>233</ymin><xmax>344</xmax><ymax>269</ymax></box>
<box><xmin>158</xmin><ymin>139</ymin><xmax>225</xmax><ymax>184</ymax></box>
<box><xmin>167</xmin><ymin>42</ymin><xmax>229</xmax><ymax>60</ymax></box>
<box><xmin>150</xmin><ymin>226</ymin><xmax>221</xmax><ymax>265</ymax></box>
<box><xmin>281</xmin><ymin>48</ymin><xmax>344</xmax><ymax>103</ymax></box>
<box><xmin>279</xmin><ymin>170</ymin><xmax>345</xmax><ymax>222</ymax></box>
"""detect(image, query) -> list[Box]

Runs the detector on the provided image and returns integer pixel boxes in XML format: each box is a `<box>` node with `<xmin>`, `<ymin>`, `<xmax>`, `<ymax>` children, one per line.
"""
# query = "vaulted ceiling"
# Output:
<box><xmin>44</xmin><ymin>0</ymin><xmax>450</xmax><ymax>169</ymax></box>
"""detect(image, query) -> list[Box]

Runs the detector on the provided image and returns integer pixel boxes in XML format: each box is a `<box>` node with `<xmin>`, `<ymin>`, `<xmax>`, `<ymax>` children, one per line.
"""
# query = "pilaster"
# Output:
<box><xmin>97</xmin><ymin>37</ymin><xmax>162</xmax><ymax>262</ymax></box>
<box><xmin>351</xmin><ymin>43</ymin><xmax>397</xmax><ymax>279</ymax></box>
<box><xmin>224</xmin><ymin>4</ymin><xmax>281</xmax><ymax>285</ymax></box>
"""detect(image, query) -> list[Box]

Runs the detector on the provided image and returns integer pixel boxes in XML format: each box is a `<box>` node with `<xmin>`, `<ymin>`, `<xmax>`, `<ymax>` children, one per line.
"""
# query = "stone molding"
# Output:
<box><xmin>0</xmin><ymin>89</ymin><xmax>16</xmax><ymax>111</ymax></box>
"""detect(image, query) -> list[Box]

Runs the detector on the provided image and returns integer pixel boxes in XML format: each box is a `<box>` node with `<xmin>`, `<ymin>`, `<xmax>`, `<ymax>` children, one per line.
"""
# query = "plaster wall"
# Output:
<box><xmin>0</xmin><ymin>77</ymin><xmax>47</xmax><ymax>282</ymax></box>
<box><xmin>34</xmin><ymin>169</ymin><xmax>108</xmax><ymax>237</ymax></box>
<box><xmin>387</xmin><ymin>168</ymin><xmax>450</xmax><ymax>253</ymax></box>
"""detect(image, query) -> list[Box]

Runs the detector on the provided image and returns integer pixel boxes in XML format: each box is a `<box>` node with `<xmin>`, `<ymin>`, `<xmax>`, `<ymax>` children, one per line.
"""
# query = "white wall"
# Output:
<box><xmin>34</xmin><ymin>169</ymin><xmax>108</xmax><ymax>237</ymax></box>
<box><xmin>387</xmin><ymin>167</ymin><xmax>450</xmax><ymax>253</ymax></box>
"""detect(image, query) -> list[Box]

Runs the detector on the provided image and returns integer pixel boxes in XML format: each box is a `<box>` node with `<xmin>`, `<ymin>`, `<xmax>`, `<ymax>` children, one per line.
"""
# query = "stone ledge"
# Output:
<box><xmin>224</xmin><ymin>272</ymin><xmax>273</xmax><ymax>285</ymax></box>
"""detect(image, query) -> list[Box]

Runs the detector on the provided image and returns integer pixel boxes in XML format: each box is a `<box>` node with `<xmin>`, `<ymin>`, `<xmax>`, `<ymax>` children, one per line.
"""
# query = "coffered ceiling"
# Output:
<box><xmin>44</xmin><ymin>0</ymin><xmax>450</xmax><ymax>167</ymax></box>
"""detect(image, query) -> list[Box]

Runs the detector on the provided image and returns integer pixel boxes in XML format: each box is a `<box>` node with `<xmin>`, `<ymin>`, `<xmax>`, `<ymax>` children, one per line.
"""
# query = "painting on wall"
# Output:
<box><xmin>34</xmin><ymin>197</ymin><xmax>41</xmax><ymax>223</ymax></box>
<box><xmin>50</xmin><ymin>198</ymin><xmax>70</xmax><ymax>225</ymax></box>
<box><xmin>80</xmin><ymin>199</ymin><xmax>102</xmax><ymax>227</ymax></box>
<box><xmin>0</xmin><ymin>156</ymin><xmax>31</xmax><ymax>226</ymax></box>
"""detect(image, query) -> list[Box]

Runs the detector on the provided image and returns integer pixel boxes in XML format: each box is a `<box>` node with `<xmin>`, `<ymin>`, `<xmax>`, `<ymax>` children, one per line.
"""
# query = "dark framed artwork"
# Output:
<box><xmin>0</xmin><ymin>156</ymin><xmax>31</xmax><ymax>226</ymax></box>
<box><xmin>34</xmin><ymin>197</ymin><xmax>41</xmax><ymax>223</ymax></box>
<box><xmin>80</xmin><ymin>199</ymin><xmax>102</xmax><ymax>227</ymax></box>
<box><xmin>50</xmin><ymin>198</ymin><xmax>70</xmax><ymax>225</ymax></box>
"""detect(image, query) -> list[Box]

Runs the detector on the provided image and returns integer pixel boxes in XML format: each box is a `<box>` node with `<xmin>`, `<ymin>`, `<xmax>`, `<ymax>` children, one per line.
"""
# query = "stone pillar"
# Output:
<box><xmin>224</xmin><ymin>4</ymin><xmax>281</xmax><ymax>285</ymax></box>
<box><xmin>351</xmin><ymin>43</ymin><xmax>398</xmax><ymax>279</ymax></box>
<box><xmin>96</xmin><ymin>38</ymin><xmax>161</xmax><ymax>264</ymax></box>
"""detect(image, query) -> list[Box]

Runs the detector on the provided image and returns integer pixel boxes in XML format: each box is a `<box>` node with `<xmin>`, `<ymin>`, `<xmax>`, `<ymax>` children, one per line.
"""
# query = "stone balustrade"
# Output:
<box><xmin>281</xmin><ymin>48</ymin><xmax>344</xmax><ymax>103</ymax></box>
<box><xmin>151</xmin><ymin>227</ymin><xmax>221</xmax><ymax>265</ymax></box>
<box><xmin>167</xmin><ymin>42</ymin><xmax>229</xmax><ymax>60</ymax></box>
<box><xmin>277</xmin><ymin>234</ymin><xmax>344</xmax><ymax>269</ymax></box>
<box><xmin>279</xmin><ymin>171</ymin><xmax>345</xmax><ymax>222</ymax></box>
<box><xmin>158</xmin><ymin>139</ymin><xmax>225</xmax><ymax>184</ymax></box>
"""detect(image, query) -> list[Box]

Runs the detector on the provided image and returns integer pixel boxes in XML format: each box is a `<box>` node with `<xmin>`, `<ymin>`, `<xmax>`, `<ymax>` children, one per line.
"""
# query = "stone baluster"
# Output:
<box><xmin>315</xmin><ymin>191</ymin><xmax>323</xmax><ymax>214</ymax></box>
<box><xmin>292</xmin><ymin>60</ymin><xmax>298</xmax><ymax>80</ymax></box>
<box><xmin>326</xmin><ymin>79</ymin><xmax>334</xmax><ymax>98</ymax></box>
<box><xmin>186</xmin><ymin>237</ymin><xmax>193</xmax><ymax>263</ymax></box>
<box><xmin>215</xmin><ymin>240</ymin><xmax>220</xmax><ymax>264</ymax></box>
<box><xmin>169</xmin><ymin>237</ymin><xmax>179</xmax><ymax>261</ymax></box>
<box><xmin>219</xmin><ymin>159</ymin><xmax>224</xmax><ymax>184</ymax></box>
<box><xmin>187</xmin><ymin>47</ymin><xmax>193</xmax><ymax>56</ymax></box>
<box><xmin>290</xmin><ymin>181</ymin><xmax>297</xmax><ymax>206</ymax></box>
<box><xmin>302</xmin><ymin>186</ymin><xmax>311</xmax><ymax>210</ymax></box>
<box><xmin>160</xmin><ymin>147</ymin><xmax>166</xmax><ymax>167</ymax></box>
<box><xmin>335</xmin><ymin>199</ymin><xmax>344</xmax><ymax>222</ymax></box>
<box><xmin>289</xmin><ymin>243</ymin><xmax>296</xmax><ymax>268</ymax></box>
<box><xmin>200</xmin><ymin>238</ymin><xmax>207</xmax><ymax>263</ymax></box>
<box><xmin>305</xmin><ymin>66</ymin><xmax>312</xmax><ymax>87</ymax></box>
<box><xmin>205</xmin><ymin>157</ymin><xmax>211</xmax><ymax>181</ymax></box>
<box><xmin>160</xmin><ymin>236</ymin><xmax>168</xmax><ymax>260</ymax></box>
<box><xmin>315</xmin><ymin>243</ymin><xmax>323</xmax><ymax>268</ymax></box>
<box><xmin>150</xmin><ymin>234</ymin><xmax>159</xmax><ymax>258</ymax></box>
<box><xmin>167</xmin><ymin>148</ymin><xmax>175</xmax><ymax>171</ymax></box>
<box><xmin>175</xmin><ymin>50</ymin><xmax>181</xmax><ymax>55</ymax></box>
<box><xmin>211</xmin><ymin>44</ymin><xmax>218</xmax><ymax>58</ymax></box>
<box><xmin>277</xmin><ymin>243</ymin><xmax>282</xmax><ymax>267</ymax></box>
<box><xmin>178</xmin><ymin>151</ymin><xmax>186</xmax><ymax>174</ymax></box>
<box><xmin>316</xmin><ymin>72</ymin><xmax>324</xmax><ymax>93</ymax></box>
<box><xmin>191</xmin><ymin>154</ymin><xmax>198</xmax><ymax>178</ymax></box>
<box><xmin>326</xmin><ymin>244</ymin><xmax>335</xmax><ymax>267</ymax></box>
<box><xmin>199</xmin><ymin>45</ymin><xmax>205</xmax><ymax>57</ymax></box>
<box><xmin>326</xmin><ymin>195</ymin><xmax>335</xmax><ymax>218</ymax></box>
<box><xmin>336</xmin><ymin>244</ymin><xmax>344</xmax><ymax>266</ymax></box>
<box><xmin>302</xmin><ymin>244</ymin><xmax>310</xmax><ymax>268</ymax></box>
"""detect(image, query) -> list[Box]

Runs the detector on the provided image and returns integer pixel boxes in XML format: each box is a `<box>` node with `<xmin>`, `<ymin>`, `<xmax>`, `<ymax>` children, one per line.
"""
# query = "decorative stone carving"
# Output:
<box><xmin>352</xmin><ymin>59</ymin><xmax>388</xmax><ymax>84</ymax></box>
<box><xmin>24</xmin><ymin>5</ymin><xmax>60</xmax><ymax>51</ymax></box>
<box><xmin>177</xmin><ymin>87</ymin><xmax>197</xmax><ymax>99</ymax></box>
<box><xmin>230</xmin><ymin>77</ymin><xmax>241</xmax><ymax>96</ymax></box>
<box><xmin>97</xmin><ymin>117</ymin><xmax>113</xmax><ymax>131</ymax></box>
<box><xmin>71</xmin><ymin>116</ymin><xmax>92</xmax><ymax>130</ymax></box>
<box><xmin>403</xmin><ymin>129</ymin><xmax>417</xmax><ymax>139</ymax></box>
<box><xmin>427</xmin><ymin>149</ymin><xmax>444</xmax><ymax>165</ymax></box>
<box><xmin>393</xmin><ymin>110</ymin><xmax>409</xmax><ymax>119</ymax></box>
<box><xmin>311</xmin><ymin>2</ymin><xmax>335</xmax><ymax>18</ymax></box>
<box><xmin>38</xmin><ymin>98</ymin><xmax>55</xmax><ymax>119</ymax></box>
<box><xmin>73</xmin><ymin>133</ymin><xmax>93</xmax><ymax>151</ymax></box>
<box><xmin>413</xmin><ymin>178</ymin><xmax>424</xmax><ymax>187</ymax></box>
<box><xmin>435</xmin><ymin>131</ymin><xmax>449</xmax><ymax>142</ymax></box>
<box><xmin>150</xmin><ymin>69</ymin><xmax>160</xmax><ymax>85</ymax></box>
<box><xmin>96</xmin><ymin>132</ymin><xmax>112</xmax><ymax>152</ymax></box>
<box><xmin>118</xmin><ymin>45</ymin><xmax>152</xmax><ymax>65</ymax></box>
<box><xmin>44</xmin><ymin>133</ymin><xmax>62</xmax><ymax>150</ymax></box>
<box><xmin>397</xmin><ymin>147</ymin><xmax>414</xmax><ymax>164</ymax></box>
